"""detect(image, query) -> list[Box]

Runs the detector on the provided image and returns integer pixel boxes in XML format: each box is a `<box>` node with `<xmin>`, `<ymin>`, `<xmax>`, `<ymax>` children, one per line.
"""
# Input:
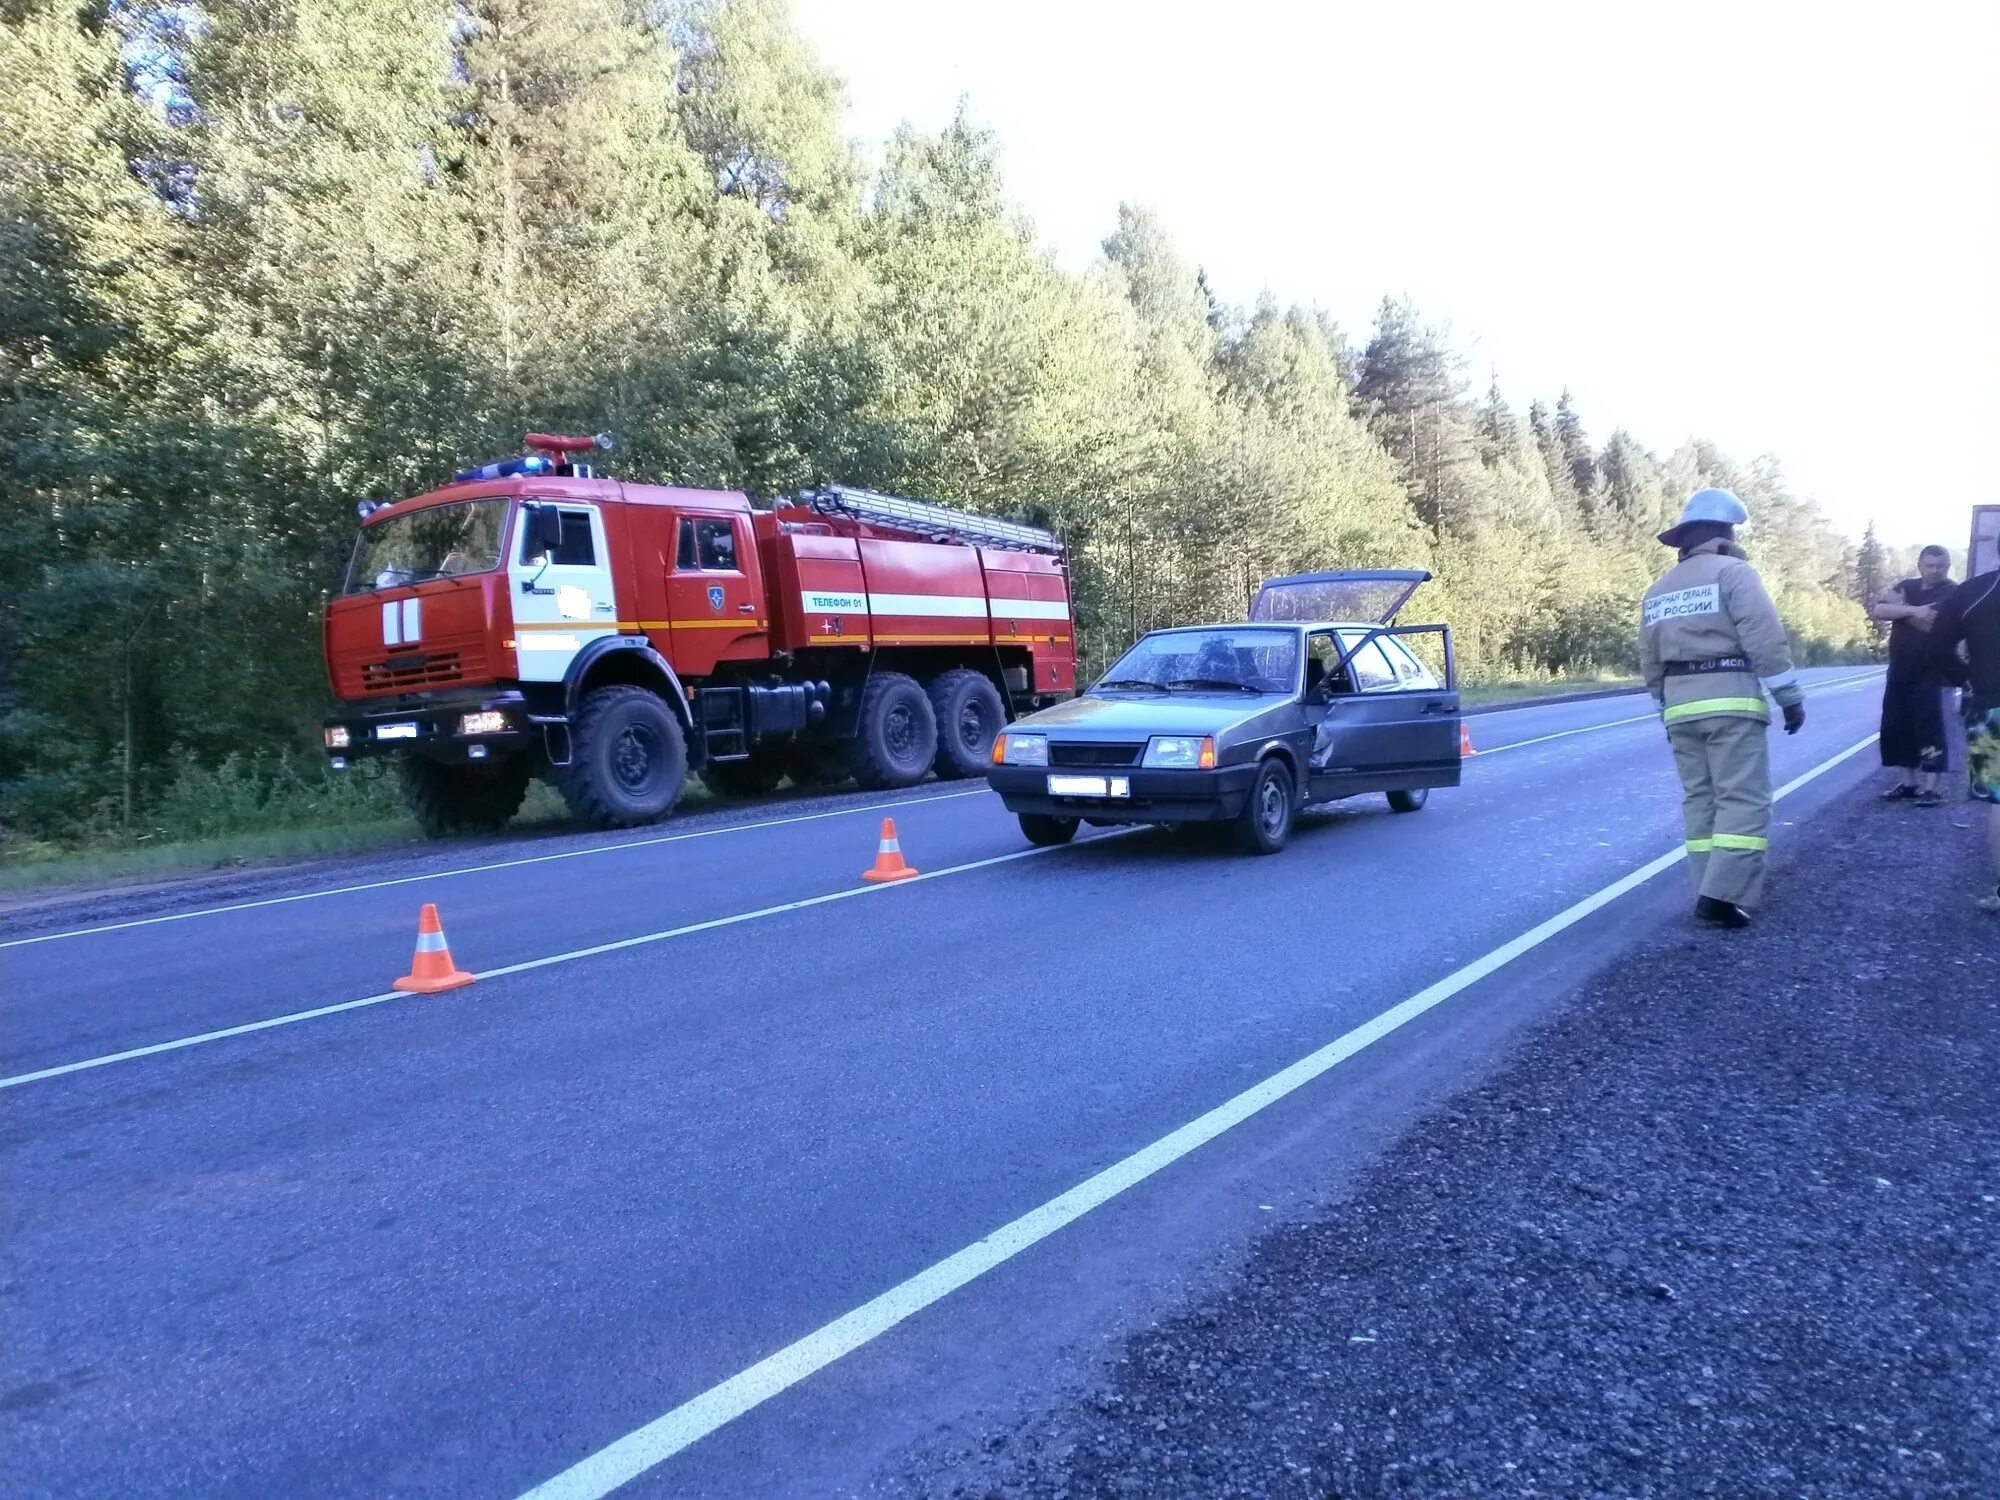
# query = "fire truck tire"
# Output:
<box><xmin>554</xmin><ymin>685</ymin><xmax>688</xmax><ymax>827</ymax></box>
<box><xmin>700</xmin><ymin>754</ymin><xmax>787</xmax><ymax>798</ymax></box>
<box><xmin>781</xmin><ymin>746</ymin><xmax>850</xmax><ymax>789</ymax></box>
<box><xmin>846</xmin><ymin>672</ymin><xmax>938</xmax><ymax>789</ymax></box>
<box><xmin>398</xmin><ymin>754</ymin><xmax>531</xmax><ymax>837</ymax></box>
<box><xmin>926</xmin><ymin>669</ymin><xmax>1007</xmax><ymax>779</ymax></box>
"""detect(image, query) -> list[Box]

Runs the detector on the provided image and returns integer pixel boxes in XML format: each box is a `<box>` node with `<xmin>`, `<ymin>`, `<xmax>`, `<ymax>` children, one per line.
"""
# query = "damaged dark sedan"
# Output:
<box><xmin>985</xmin><ymin>571</ymin><xmax>1464</xmax><ymax>854</ymax></box>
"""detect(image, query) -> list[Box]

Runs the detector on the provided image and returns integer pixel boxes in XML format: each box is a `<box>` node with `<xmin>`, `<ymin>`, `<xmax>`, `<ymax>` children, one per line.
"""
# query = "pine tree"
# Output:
<box><xmin>1354</xmin><ymin>296</ymin><xmax>1489</xmax><ymax>538</ymax></box>
<box><xmin>1528</xmin><ymin>398</ymin><xmax>1580</xmax><ymax>518</ymax></box>
<box><xmin>1554</xmin><ymin>388</ymin><xmax>1597</xmax><ymax>509</ymax></box>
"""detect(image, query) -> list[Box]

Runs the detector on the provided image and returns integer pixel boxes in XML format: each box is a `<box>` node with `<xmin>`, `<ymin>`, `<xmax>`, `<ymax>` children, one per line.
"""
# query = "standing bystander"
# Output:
<box><xmin>1869</xmin><ymin>545</ymin><xmax>1956</xmax><ymax>805</ymax></box>
<box><xmin>1929</xmin><ymin>566</ymin><xmax>2000</xmax><ymax>912</ymax></box>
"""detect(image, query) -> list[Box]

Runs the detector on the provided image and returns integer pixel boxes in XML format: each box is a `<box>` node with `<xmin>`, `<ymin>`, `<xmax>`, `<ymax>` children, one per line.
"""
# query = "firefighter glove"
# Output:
<box><xmin>1782</xmin><ymin>701</ymin><xmax>1805</xmax><ymax>735</ymax></box>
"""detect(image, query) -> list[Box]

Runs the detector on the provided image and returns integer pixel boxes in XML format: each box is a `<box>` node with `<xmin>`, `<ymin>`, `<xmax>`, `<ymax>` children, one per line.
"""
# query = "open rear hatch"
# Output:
<box><xmin>1247</xmin><ymin>569</ymin><xmax>1432</xmax><ymax>625</ymax></box>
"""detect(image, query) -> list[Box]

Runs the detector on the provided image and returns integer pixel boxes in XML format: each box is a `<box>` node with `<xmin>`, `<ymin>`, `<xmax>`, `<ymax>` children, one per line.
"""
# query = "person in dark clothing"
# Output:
<box><xmin>1869</xmin><ymin>545</ymin><xmax>1956</xmax><ymax>804</ymax></box>
<box><xmin>1930</xmin><ymin>566</ymin><xmax>2000</xmax><ymax>913</ymax></box>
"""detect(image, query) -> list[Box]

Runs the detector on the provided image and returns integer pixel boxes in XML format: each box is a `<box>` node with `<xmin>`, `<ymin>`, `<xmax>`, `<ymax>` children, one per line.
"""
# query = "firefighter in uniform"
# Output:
<box><xmin>1639</xmin><ymin>489</ymin><xmax>1806</xmax><ymax>927</ymax></box>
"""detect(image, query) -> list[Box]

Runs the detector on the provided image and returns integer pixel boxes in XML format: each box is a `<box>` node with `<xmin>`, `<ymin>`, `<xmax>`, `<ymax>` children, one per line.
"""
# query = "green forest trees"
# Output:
<box><xmin>0</xmin><ymin>0</ymin><xmax>1874</xmax><ymax>848</ymax></box>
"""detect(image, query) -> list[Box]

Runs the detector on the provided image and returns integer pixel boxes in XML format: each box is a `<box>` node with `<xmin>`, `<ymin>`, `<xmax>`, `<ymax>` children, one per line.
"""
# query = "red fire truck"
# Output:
<box><xmin>321</xmin><ymin>434</ymin><xmax>1075</xmax><ymax>834</ymax></box>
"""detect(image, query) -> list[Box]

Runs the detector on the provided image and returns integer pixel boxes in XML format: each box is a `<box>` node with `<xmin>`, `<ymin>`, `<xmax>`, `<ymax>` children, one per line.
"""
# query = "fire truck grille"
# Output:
<box><xmin>1049</xmin><ymin>741</ymin><xmax>1143</xmax><ymax>767</ymax></box>
<box><xmin>361</xmin><ymin>651</ymin><xmax>463</xmax><ymax>691</ymax></box>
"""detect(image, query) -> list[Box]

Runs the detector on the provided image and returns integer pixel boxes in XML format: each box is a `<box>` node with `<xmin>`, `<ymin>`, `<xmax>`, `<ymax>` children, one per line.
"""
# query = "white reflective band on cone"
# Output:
<box><xmin>415</xmin><ymin>930</ymin><xmax>448</xmax><ymax>952</ymax></box>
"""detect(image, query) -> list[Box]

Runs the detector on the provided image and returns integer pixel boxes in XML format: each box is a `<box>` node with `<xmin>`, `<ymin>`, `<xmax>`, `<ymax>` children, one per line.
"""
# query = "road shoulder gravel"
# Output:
<box><xmin>890</xmin><ymin>786</ymin><xmax>1998</xmax><ymax>1498</ymax></box>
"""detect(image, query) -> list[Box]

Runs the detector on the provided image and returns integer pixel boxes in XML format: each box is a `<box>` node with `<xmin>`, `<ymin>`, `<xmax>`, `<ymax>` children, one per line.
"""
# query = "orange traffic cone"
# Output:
<box><xmin>392</xmin><ymin>902</ymin><xmax>475</xmax><ymax>992</ymax></box>
<box><xmin>1459</xmin><ymin>723</ymin><xmax>1477</xmax><ymax>757</ymax></box>
<box><xmin>861</xmin><ymin>817</ymin><xmax>920</xmax><ymax>883</ymax></box>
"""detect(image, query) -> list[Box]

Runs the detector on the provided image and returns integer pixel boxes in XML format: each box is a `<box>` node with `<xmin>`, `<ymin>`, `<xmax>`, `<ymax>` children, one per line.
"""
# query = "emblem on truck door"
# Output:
<box><xmin>708</xmin><ymin>585</ymin><xmax>725</xmax><ymax>612</ymax></box>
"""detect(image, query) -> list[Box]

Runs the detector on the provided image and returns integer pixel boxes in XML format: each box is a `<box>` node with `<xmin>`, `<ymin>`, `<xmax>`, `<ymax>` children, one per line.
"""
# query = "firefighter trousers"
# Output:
<box><xmin>1667</xmin><ymin>713</ymin><xmax>1772</xmax><ymax>908</ymax></box>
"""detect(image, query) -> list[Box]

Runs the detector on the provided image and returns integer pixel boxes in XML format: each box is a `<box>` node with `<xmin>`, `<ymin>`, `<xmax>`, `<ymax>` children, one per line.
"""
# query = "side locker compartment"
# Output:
<box><xmin>774</xmin><ymin>532</ymin><xmax>871</xmax><ymax>652</ymax></box>
<box><xmin>982</xmin><ymin>548</ymin><xmax>1075</xmax><ymax>697</ymax></box>
<box><xmin>856</xmin><ymin>539</ymin><xmax>990</xmax><ymax>647</ymax></box>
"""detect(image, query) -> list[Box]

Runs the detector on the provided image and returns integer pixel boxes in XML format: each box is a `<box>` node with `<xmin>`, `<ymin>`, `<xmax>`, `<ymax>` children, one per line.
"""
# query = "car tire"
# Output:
<box><xmin>847</xmin><ymin>672</ymin><xmax>938</xmax><ymax>790</ymax></box>
<box><xmin>1235</xmin><ymin>758</ymin><xmax>1295</xmax><ymax>855</ymax></box>
<box><xmin>1387</xmin><ymin>786</ymin><xmax>1429</xmax><ymax>813</ymax></box>
<box><xmin>1019</xmin><ymin>813</ymin><xmax>1079</xmax><ymax>847</ymax></box>
<box><xmin>927</xmin><ymin>669</ymin><xmax>1007</xmax><ymax>779</ymax></box>
<box><xmin>552</xmin><ymin>685</ymin><xmax>688</xmax><ymax>828</ymax></box>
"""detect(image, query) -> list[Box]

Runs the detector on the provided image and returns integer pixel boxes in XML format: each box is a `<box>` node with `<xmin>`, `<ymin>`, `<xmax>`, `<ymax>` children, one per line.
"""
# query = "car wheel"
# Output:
<box><xmin>1235</xmin><ymin>759</ymin><xmax>1295</xmax><ymax>854</ymax></box>
<box><xmin>1019</xmin><ymin>813</ymin><xmax>1079</xmax><ymax>847</ymax></box>
<box><xmin>1387</xmin><ymin>786</ymin><xmax>1430</xmax><ymax>813</ymax></box>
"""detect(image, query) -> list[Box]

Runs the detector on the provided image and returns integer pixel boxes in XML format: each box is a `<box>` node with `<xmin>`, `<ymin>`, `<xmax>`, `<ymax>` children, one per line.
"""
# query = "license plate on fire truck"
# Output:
<box><xmin>1047</xmin><ymin>774</ymin><xmax>1130</xmax><ymax>798</ymax></box>
<box><xmin>374</xmin><ymin>722</ymin><xmax>418</xmax><ymax>741</ymax></box>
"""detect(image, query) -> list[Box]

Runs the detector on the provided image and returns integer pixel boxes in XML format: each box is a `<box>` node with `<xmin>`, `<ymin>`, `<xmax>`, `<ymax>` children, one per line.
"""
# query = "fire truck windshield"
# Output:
<box><xmin>344</xmin><ymin>498</ymin><xmax>508</xmax><ymax>594</ymax></box>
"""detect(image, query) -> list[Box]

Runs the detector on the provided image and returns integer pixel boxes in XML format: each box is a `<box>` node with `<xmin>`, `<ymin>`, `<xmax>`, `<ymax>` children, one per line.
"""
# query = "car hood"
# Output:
<box><xmin>1012</xmin><ymin>692</ymin><xmax>1291</xmax><ymax>738</ymax></box>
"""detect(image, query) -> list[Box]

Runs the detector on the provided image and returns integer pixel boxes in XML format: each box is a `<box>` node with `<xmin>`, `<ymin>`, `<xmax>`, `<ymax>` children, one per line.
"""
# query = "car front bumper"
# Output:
<box><xmin>986</xmin><ymin>763</ymin><xmax>1260</xmax><ymax>822</ymax></box>
<box><xmin>321</xmin><ymin>690</ymin><xmax>540</xmax><ymax>767</ymax></box>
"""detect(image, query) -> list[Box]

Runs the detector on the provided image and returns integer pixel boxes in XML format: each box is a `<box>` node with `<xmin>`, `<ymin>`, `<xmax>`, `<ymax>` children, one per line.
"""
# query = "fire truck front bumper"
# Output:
<box><xmin>985</xmin><ymin>763</ymin><xmax>1260</xmax><ymax>823</ymax></box>
<box><xmin>321</xmin><ymin>691</ymin><xmax>541</xmax><ymax>768</ymax></box>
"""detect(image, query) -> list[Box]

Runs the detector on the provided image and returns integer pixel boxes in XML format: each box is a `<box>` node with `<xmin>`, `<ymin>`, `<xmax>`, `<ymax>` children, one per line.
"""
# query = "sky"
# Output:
<box><xmin>792</xmin><ymin>0</ymin><xmax>1999</xmax><ymax>554</ymax></box>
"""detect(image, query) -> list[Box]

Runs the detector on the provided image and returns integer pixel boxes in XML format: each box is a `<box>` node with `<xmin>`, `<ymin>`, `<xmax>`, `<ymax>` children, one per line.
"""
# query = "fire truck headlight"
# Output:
<box><xmin>457</xmin><ymin>710</ymin><xmax>510</xmax><ymax>737</ymax></box>
<box><xmin>1143</xmin><ymin>735</ymin><xmax>1209</xmax><ymax>769</ymax></box>
<box><xmin>999</xmin><ymin>733</ymin><xmax>1047</xmax><ymax>767</ymax></box>
<box><xmin>323</xmin><ymin>726</ymin><xmax>351</xmax><ymax>750</ymax></box>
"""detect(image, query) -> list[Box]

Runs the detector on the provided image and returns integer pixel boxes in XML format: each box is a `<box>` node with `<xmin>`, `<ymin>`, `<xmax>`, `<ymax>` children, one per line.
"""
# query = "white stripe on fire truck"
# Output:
<box><xmin>797</xmin><ymin>590</ymin><xmax>1069</xmax><ymax>620</ymax></box>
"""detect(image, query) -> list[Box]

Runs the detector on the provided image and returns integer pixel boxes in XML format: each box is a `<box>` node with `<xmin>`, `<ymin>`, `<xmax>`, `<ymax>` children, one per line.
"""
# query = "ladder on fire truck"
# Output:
<box><xmin>788</xmin><ymin>484</ymin><xmax>1062</xmax><ymax>556</ymax></box>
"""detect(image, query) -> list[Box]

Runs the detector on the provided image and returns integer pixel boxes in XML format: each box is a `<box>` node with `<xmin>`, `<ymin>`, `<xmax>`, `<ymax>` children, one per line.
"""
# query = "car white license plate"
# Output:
<box><xmin>1047</xmin><ymin>773</ymin><xmax>1130</xmax><ymax>798</ymax></box>
<box><xmin>374</xmin><ymin>722</ymin><xmax>418</xmax><ymax>741</ymax></box>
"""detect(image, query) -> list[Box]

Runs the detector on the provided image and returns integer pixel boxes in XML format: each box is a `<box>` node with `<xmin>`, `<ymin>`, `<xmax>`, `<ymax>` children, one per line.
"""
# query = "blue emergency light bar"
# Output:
<box><xmin>451</xmin><ymin>453</ymin><xmax>555</xmax><ymax>485</ymax></box>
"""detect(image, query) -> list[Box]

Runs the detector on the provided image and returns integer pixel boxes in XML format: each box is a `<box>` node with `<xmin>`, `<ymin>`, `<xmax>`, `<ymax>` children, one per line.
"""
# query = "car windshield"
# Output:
<box><xmin>1095</xmin><ymin>628</ymin><xmax>1300</xmax><ymax>695</ymax></box>
<box><xmin>344</xmin><ymin>499</ymin><xmax>509</xmax><ymax>594</ymax></box>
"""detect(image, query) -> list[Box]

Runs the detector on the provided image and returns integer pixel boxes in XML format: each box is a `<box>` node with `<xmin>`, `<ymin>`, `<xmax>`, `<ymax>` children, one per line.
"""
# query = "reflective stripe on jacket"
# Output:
<box><xmin>1638</xmin><ymin>540</ymin><xmax>1802</xmax><ymax>724</ymax></box>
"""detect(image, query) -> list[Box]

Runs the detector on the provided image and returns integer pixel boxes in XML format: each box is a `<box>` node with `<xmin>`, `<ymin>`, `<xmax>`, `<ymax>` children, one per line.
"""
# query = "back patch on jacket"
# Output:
<box><xmin>1644</xmin><ymin>583</ymin><xmax>1720</xmax><ymax>626</ymax></box>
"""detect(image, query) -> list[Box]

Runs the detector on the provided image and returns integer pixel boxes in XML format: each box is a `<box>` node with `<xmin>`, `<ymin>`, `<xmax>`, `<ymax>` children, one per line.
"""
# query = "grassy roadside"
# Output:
<box><xmin>1459</xmin><ymin>674</ymin><xmax>1641</xmax><ymax>707</ymax></box>
<box><xmin>4</xmin><ymin>781</ymin><xmax>700</xmax><ymax>896</ymax></box>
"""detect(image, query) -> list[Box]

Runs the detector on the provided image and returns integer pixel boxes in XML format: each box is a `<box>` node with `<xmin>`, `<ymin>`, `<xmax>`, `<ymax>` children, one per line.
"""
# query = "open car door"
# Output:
<box><xmin>1248</xmin><ymin>569</ymin><xmax>1431</xmax><ymax>625</ymax></box>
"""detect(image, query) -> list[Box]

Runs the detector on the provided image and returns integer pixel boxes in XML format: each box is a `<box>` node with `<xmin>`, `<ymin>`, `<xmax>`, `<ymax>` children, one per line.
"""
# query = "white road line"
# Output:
<box><xmin>515</xmin><ymin>731</ymin><xmax>1882</xmax><ymax>1500</ymax></box>
<box><xmin>0</xmin><ymin>788</ymin><xmax>992</xmax><ymax>950</ymax></box>
<box><xmin>0</xmin><ymin>835</ymin><xmax>1127</xmax><ymax>1092</ymax></box>
<box><xmin>1473</xmin><ymin>667</ymin><xmax>1880</xmax><ymax>720</ymax></box>
<box><xmin>6</xmin><ymin>670</ymin><xmax>1883</xmax><ymax>951</ymax></box>
<box><xmin>1479</xmin><ymin>669</ymin><xmax>1883</xmax><ymax>756</ymax></box>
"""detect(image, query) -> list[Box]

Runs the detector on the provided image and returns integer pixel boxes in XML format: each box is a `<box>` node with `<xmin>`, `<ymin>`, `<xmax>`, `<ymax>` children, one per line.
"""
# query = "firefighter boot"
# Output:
<box><xmin>1695</xmin><ymin>895</ymin><xmax>1751</xmax><ymax>928</ymax></box>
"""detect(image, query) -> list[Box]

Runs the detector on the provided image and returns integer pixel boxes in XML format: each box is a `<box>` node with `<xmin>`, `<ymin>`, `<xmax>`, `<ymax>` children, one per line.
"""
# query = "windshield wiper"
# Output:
<box><xmin>1097</xmin><ymin>678</ymin><xmax>1167</xmax><ymax>692</ymax></box>
<box><xmin>1167</xmin><ymin>677</ymin><xmax>1261</xmax><ymax>693</ymax></box>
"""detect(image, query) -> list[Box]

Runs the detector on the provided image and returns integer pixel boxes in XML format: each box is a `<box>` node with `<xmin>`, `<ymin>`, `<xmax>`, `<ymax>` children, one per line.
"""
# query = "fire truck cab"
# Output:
<box><xmin>322</xmin><ymin>435</ymin><xmax>1075</xmax><ymax>835</ymax></box>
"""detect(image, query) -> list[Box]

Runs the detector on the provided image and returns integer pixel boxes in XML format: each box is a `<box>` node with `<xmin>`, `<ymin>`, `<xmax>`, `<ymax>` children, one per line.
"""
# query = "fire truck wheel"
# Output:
<box><xmin>847</xmin><ymin>672</ymin><xmax>938</xmax><ymax>789</ymax></box>
<box><xmin>398</xmin><ymin>754</ymin><xmax>531</xmax><ymax>837</ymax></box>
<box><xmin>554</xmin><ymin>685</ymin><xmax>688</xmax><ymax>827</ymax></box>
<box><xmin>1018</xmin><ymin>813</ymin><xmax>1079</xmax><ymax>847</ymax></box>
<box><xmin>700</xmin><ymin>754</ymin><xmax>787</xmax><ymax>798</ymax></box>
<box><xmin>926</xmin><ymin>669</ymin><xmax>1007</xmax><ymax>779</ymax></box>
<box><xmin>781</xmin><ymin>746</ymin><xmax>849</xmax><ymax>789</ymax></box>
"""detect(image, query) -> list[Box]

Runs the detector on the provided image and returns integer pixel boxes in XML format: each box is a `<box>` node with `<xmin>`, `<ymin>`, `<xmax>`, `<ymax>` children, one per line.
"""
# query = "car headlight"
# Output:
<box><xmin>1144</xmin><ymin>735</ymin><xmax>1215</xmax><ymax>769</ymax></box>
<box><xmin>458</xmin><ymin>710</ymin><xmax>510</xmax><ymax>737</ymax></box>
<box><xmin>997</xmin><ymin>732</ymin><xmax>1048</xmax><ymax>766</ymax></box>
<box><xmin>323</xmin><ymin>726</ymin><xmax>351</xmax><ymax>750</ymax></box>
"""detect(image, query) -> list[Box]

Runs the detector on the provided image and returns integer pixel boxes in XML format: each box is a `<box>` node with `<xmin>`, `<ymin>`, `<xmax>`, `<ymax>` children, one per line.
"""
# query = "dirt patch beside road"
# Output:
<box><xmin>897</xmin><ymin>790</ymin><xmax>1998</xmax><ymax>1498</ymax></box>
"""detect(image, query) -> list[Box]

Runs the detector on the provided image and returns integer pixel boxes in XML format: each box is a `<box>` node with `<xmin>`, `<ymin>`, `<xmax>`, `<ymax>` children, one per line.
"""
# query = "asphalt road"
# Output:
<box><xmin>1</xmin><ymin>667</ymin><xmax>1889</xmax><ymax>1498</ymax></box>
